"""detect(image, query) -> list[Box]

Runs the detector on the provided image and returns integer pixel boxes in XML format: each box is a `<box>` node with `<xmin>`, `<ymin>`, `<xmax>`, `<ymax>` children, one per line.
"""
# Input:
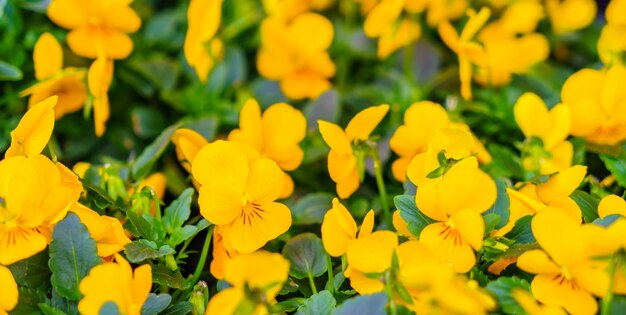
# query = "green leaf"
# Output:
<box><xmin>141</xmin><ymin>293</ymin><xmax>172</xmax><ymax>315</ymax></box>
<box><xmin>485</xmin><ymin>144</ymin><xmax>524</xmax><ymax>179</ymax></box>
<box><xmin>484</xmin><ymin>178</ymin><xmax>511</xmax><ymax>230</ymax></box>
<box><xmin>394</xmin><ymin>194</ymin><xmax>435</xmax><ymax>237</ymax></box>
<box><xmin>132</xmin><ymin>123</ymin><xmax>179</xmax><ymax>180</ymax></box>
<box><xmin>8</xmin><ymin>249</ymin><xmax>51</xmax><ymax>291</ymax></box>
<box><xmin>593</xmin><ymin>214</ymin><xmax>622</xmax><ymax>228</ymax></box>
<box><xmin>332</xmin><ymin>293</ymin><xmax>387</xmax><ymax>315</ymax></box>
<box><xmin>268</xmin><ymin>298</ymin><xmax>305</xmax><ymax>313</ymax></box>
<box><xmin>99</xmin><ymin>301</ymin><xmax>120</xmax><ymax>315</ymax></box>
<box><xmin>504</xmin><ymin>215</ymin><xmax>535</xmax><ymax>244</ymax></box>
<box><xmin>485</xmin><ymin>276</ymin><xmax>531</xmax><ymax>315</ymax></box>
<box><xmin>282</xmin><ymin>233</ymin><xmax>327</xmax><ymax>279</ymax></box>
<box><xmin>49</xmin><ymin>213</ymin><xmax>101</xmax><ymax>301</ymax></box>
<box><xmin>601</xmin><ymin>153</ymin><xmax>626</xmax><ymax>188</ymax></box>
<box><xmin>181</xmin><ymin>116</ymin><xmax>219</xmax><ymax>141</ymax></box>
<box><xmin>127</xmin><ymin>208</ymin><xmax>165</xmax><ymax>241</ymax></box>
<box><xmin>39</xmin><ymin>304</ymin><xmax>68</xmax><ymax>315</ymax></box>
<box><xmin>168</xmin><ymin>225</ymin><xmax>198</xmax><ymax>247</ymax></box>
<box><xmin>160</xmin><ymin>302</ymin><xmax>194</xmax><ymax>315</ymax></box>
<box><xmin>163</xmin><ymin>188</ymin><xmax>194</xmax><ymax>233</ymax></box>
<box><xmin>296</xmin><ymin>291</ymin><xmax>336</xmax><ymax>315</ymax></box>
<box><xmin>570</xmin><ymin>190</ymin><xmax>600</xmax><ymax>223</ymax></box>
<box><xmin>0</xmin><ymin>60</ymin><xmax>22</xmax><ymax>81</ymax></box>
<box><xmin>606</xmin><ymin>296</ymin><xmax>626</xmax><ymax>314</ymax></box>
<box><xmin>152</xmin><ymin>264</ymin><xmax>188</xmax><ymax>290</ymax></box>
<box><xmin>131</xmin><ymin>107</ymin><xmax>168</xmax><ymax>139</ymax></box>
<box><xmin>124</xmin><ymin>240</ymin><xmax>175</xmax><ymax>263</ymax></box>
<box><xmin>291</xmin><ymin>193</ymin><xmax>334</xmax><ymax>225</ymax></box>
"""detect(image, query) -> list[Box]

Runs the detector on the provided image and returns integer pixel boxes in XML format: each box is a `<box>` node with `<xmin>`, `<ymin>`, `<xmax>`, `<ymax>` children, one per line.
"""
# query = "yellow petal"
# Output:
<box><xmin>327</xmin><ymin>150</ymin><xmax>358</xmax><ymax>183</ymax></box>
<box><xmin>363</xmin><ymin>0</ymin><xmax>404</xmax><ymax>37</ymax></box>
<box><xmin>531</xmin><ymin>274</ymin><xmax>598</xmax><ymax>315</ymax></box>
<box><xmin>34</xmin><ymin>33</ymin><xmax>63</xmax><ymax>80</ymax></box>
<box><xmin>192</xmin><ymin>140</ymin><xmax>248</xmax><ymax>190</ymax></box>
<box><xmin>514</xmin><ymin>92</ymin><xmax>551</xmax><ymax>140</ymax></box>
<box><xmin>280</xmin><ymin>172</ymin><xmax>295</xmax><ymax>199</ymax></box>
<box><xmin>228</xmin><ymin>99</ymin><xmax>263</xmax><ymax>151</ymax></box>
<box><xmin>205</xmin><ymin>288</ymin><xmax>244</xmax><ymax>315</ymax></box>
<box><xmin>0</xmin><ymin>226</ymin><xmax>49</xmax><ymax>266</ymax></box>
<box><xmin>67</xmin><ymin>28</ymin><xmax>134</xmax><ymax>59</ymax></box>
<box><xmin>223</xmin><ymin>250</ymin><xmax>290</xmax><ymax>292</ymax></box>
<box><xmin>261</xmin><ymin>102</ymin><xmax>307</xmax><ymax>171</ymax></box>
<box><xmin>536</xmin><ymin>165</ymin><xmax>587</xmax><ymax>204</ymax></box>
<box><xmin>318</xmin><ymin>121</ymin><xmax>352</xmax><ymax>155</ymax></box>
<box><xmin>419</xmin><ymin>222</ymin><xmax>476</xmax><ymax>273</ymax></box>
<box><xmin>280</xmin><ymin>71</ymin><xmax>333</xmax><ymax>100</ymax></box>
<box><xmin>0</xmin><ymin>265</ymin><xmax>18</xmax><ymax>312</ymax></box>
<box><xmin>392</xmin><ymin>210</ymin><xmax>413</xmax><ymax>237</ymax></box>
<box><xmin>286</xmin><ymin>13</ymin><xmax>333</xmax><ymax>52</ymax></box>
<box><xmin>102</xmin><ymin>2</ymin><xmax>142</xmax><ymax>33</ymax></box>
<box><xmin>539</xmin><ymin>140</ymin><xmax>573</xmax><ymax>175</ymax></box>
<box><xmin>531</xmin><ymin>207</ymin><xmax>581</xmax><ymax>268</ymax></box>
<box><xmin>358</xmin><ymin>210</ymin><xmax>375</xmax><ymax>239</ymax></box>
<box><xmin>345</xmin><ymin>105</ymin><xmax>389</xmax><ymax>141</ymax></box>
<box><xmin>321</xmin><ymin>199</ymin><xmax>357</xmax><ymax>257</ymax></box>
<box><xmin>517</xmin><ymin>249</ymin><xmax>561</xmax><ymax>275</ymax></box>
<box><xmin>131</xmin><ymin>264</ymin><xmax>152</xmax><ymax>307</ymax></box>
<box><xmin>227</xmin><ymin>202</ymin><xmax>291</xmax><ymax>253</ymax></box>
<box><xmin>460</xmin><ymin>7</ymin><xmax>491</xmax><ymax>41</ymax></box>
<box><xmin>598</xmin><ymin>194</ymin><xmax>626</xmax><ymax>218</ymax></box>
<box><xmin>346</xmin><ymin>268</ymin><xmax>385</xmax><ymax>294</ymax></box>
<box><xmin>347</xmin><ymin>230</ymin><xmax>398</xmax><ymax>274</ymax></box>
<box><xmin>450</xmin><ymin>210</ymin><xmax>485</xmax><ymax>250</ymax></box>
<box><xmin>6</xmin><ymin>96</ymin><xmax>57</xmax><ymax>158</ymax></box>
<box><xmin>47</xmin><ymin>0</ymin><xmax>88</xmax><ymax>29</ymax></box>
<box><xmin>246</xmin><ymin>159</ymin><xmax>284</xmax><ymax>204</ymax></box>
<box><xmin>171</xmin><ymin>128</ymin><xmax>209</xmax><ymax>173</ymax></box>
<box><xmin>437</xmin><ymin>157</ymin><xmax>497</xmax><ymax>215</ymax></box>
<box><xmin>544</xmin><ymin>104</ymin><xmax>571</xmax><ymax>149</ymax></box>
<box><xmin>336</xmin><ymin>168</ymin><xmax>360</xmax><ymax>199</ymax></box>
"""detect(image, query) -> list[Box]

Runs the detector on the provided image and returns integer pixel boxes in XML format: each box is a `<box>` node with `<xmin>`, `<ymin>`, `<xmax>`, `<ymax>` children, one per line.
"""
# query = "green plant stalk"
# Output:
<box><xmin>308</xmin><ymin>270</ymin><xmax>318</xmax><ymax>295</ymax></box>
<box><xmin>190</xmin><ymin>225</ymin><xmax>214</xmax><ymax>286</ymax></box>
<box><xmin>326</xmin><ymin>254</ymin><xmax>335</xmax><ymax>295</ymax></box>
<box><xmin>601</xmin><ymin>253</ymin><xmax>620</xmax><ymax>315</ymax></box>
<box><xmin>403</xmin><ymin>41</ymin><xmax>414</xmax><ymax>81</ymax></box>
<box><xmin>385</xmin><ymin>269</ymin><xmax>397</xmax><ymax>315</ymax></box>
<box><xmin>371</xmin><ymin>149</ymin><xmax>392</xmax><ymax>229</ymax></box>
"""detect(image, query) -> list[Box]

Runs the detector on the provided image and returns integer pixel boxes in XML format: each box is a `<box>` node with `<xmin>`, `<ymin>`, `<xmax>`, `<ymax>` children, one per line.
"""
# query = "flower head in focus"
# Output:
<box><xmin>321</xmin><ymin>198</ymin><xmax>374</xmax><ymax>257</ymax></box>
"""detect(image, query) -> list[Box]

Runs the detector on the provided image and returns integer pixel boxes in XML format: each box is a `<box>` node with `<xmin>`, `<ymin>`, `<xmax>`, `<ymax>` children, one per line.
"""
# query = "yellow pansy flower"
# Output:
<box><xmin>598</xmin><ymin>0</ymin><xmax>626</xmax><ymax>65</ymax></box>
<box><xmin>517</xmin><ymin>208</ymin><xmax>610</xmax><ymax>315</ymax></box>
<box><xmin>561</xmin><ymin>64</ymin><xmax>626</xmax><ymax>145</ymax></box>
<box><xmin>393</xmin><ymin>210</ymin><xmax>412</xmax><ymax>237</ymax></box>
<box><xmin>184</xmin><ymin>0</ymin><xmax>224</xmax><ymax>82</ymax></box>
<box><xmin>421</xmin><ymin>0</ymin><xmax>468</xmax><ymax>27</ymax></box>
<box><xmin>514</xmin><ymin>92</ymin><xmax>572</xmax><ymax>175</ymax></box>
<box><xmin>5</xmin><ymin>96</ymin><xmax>56</xmax><ymax>158</ymax></box>
<box><xmin>20</xmin><ymin>34</ymin><xmax>87</xmax><ymax>120</ymax></box>
<box><xmin>47</xmin><ymin>0</ymin><xmax>141</xmax><ymax>59</ymax></box>
<box><xmin>363</xmin><ymin>0</ymin><xmax>422</xmax><ymax>59</ymax></box>
<box><xmin>496</xmin><ymin>165</ymin><xmax>586</xmax><ymax>236</ymax></box>
<box><xmin>598</xmin><ymin>194</ymin><xmax>626</xmax><ymax>218</ymax></box>
<box><xmin>228</xmin><ymin>99</ymin><xmax>307</xmax><ymax>198</ymax></box>
<box><xmin>414</xmin><ymin>157</ymin><xmax>497</xmax><ymax>273</ymax></box>
<box><xmin>512</xmin><ymin>289</ymin><xmax>566</xmax><ymax>315</ymax></box>
<box><xmin>192</xmin><ymin>140</ymin><xmax>291</xmax><ymax>253</ymax></box>
<box><xmin>546</xmin><ymin>0</ymin><xmax>596</xmax><ymax>35</ymax></box>
<box><xmin>87</xmin><ymin>52</ymin><xmax>113</xmax><ymax>137</ymax></box>
<box><xmin>344</xmin><ymin>230</ymin><xmax>399</xmax><ymax>294</ymax></box>
<box><xmin>171</xmin><ymin>128</ymin><xmax>209</xmax><ymax>174</ymax></box>
<box><xmin>70</xmin><ymin>203</ymin><xmax>130</xmax><ymax>258</ymax></box>
<box><xmin>263</xmin><ymin>0</ymin><xmax>335</xmax><ymax>21</ymax></box>
<box><xmin>257</xmin><ymin>13</ymin><xmax>335</xmax><ymax>100</ymax></box>
<box><xmin>318</xmin><ymin>104</ymin><xmax>389</xmax><ymax>199</ymax></box>
<box><xmin>206</xmin><ymin>251</ymin><xmax>290</xmax><ymax>315</ymax></box>
<box><xmin>209</xmin><ymin>226</ymin><xmax>239</xmax><ymax>280</ymax></box>
<box><xmin>321</xmin><ymin>198</ymin><xmax>374</xmax><ymax>257</ymax></box>
<box><xmin>78</xmin><ymin>254</ymin><xmax>152</xmax><ymax>315</ymax></box>
<box><xmin>0</xmin><ymin>265</ymin><xmax>18</xmax><ymax>315</ymax></box>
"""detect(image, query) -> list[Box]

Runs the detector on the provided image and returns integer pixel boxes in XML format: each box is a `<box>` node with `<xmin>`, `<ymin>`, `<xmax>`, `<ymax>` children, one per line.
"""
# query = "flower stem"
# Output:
<box><xmin>326</xmin><ymin>254</ymin><xmax>335</xmax><ymax>295</ymax></box>
<box><xmin>308</xmin><ymin>270</ymin><xmax>318</xmax><ymax>295</ymax></box>
<box><xmin>602</xmin><ymin>253</ymin><xmax>620</xmax><ymax>315</ymax></box>
<box><xmin>371</xmin><ymin>148</ymin><xmax>392</xmax><ymax>229</ymax></box>
<box><xmin>385</xmin><ymin>269</ymin><xmax>397</xmax><ymax>315</ymax></box>
<box><xmin>190</xmin><ymin>225</ymin><xmax>214</xmax><ymax>285</ymax></box>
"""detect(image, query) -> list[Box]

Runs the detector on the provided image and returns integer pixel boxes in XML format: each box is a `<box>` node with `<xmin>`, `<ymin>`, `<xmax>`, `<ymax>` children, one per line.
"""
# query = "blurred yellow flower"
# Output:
<box><xmin>363</xmin><ymin>0</ymin><xmax>422</xmax><ymax>59</ymax></box>
<box><xmin>228</xmin><ymin>99</ymin><xmax>307</xmax><ymax>198</ymax></box>
<box><xmin>78</xmin><ymin>254</ymin><xmax>152</xmax><ymax>315</ymax></box>
<box><xmin>263</xmin><ymin>0</ymin><xmax>334</xmax><ymax>21</ymax></box>
<box><xmin>70</xmin><ymin>203</ymin><xmax>130</xmax><ymax>258</ymax></box>
<box><xmin>546</xmin><ymin>0</ymin><xmax>596</xmax><ymax>35</ymax></box>
<box><xmin>511</xmin><ymin>289</ymin><xmax>566</xmax><ymax>315</ymax></box>
<box><xmin>0</xmin><ymin>265</ymin><xmax>17</xmax><ymax>315</ymax></box>
<box><xmin>414</xmin><ymin>157</ymin><xmax>496</xmax><ymax>273</ymax></box>
<box><xmin>184</xmin><ymin>0</ymin><xmax>224</xmax><ymax>82</ymax></box>
<box><xmin>192</xmin><ymin>140</ymin><xmax>291</xmax><ymax>253</ymax></box>
<box><xmin>561</xmin><ymin>64</ymin><xmax>626</xmax><ymax>145</ymax></box>
<box><xmin>20</xmin><ymin>33</ymin><xmax>87</xmax><ymax>120</ymax></box>
<box><xmin>598</xmin><ymin>0</ymin><xmax>626</xmax><ymax>65</ymax></box>
<box><xmin>206</xmin><ymin>251</ymin><xmax>290</xmax><ymax>315</ymax></box>
<box><xmin>517</xmin><ymin>208</ymin><xmax>610</xmax><ymax>315</ymax></box>
<box><xmin>257</xmin><ymin>13</ymin><xmax>335</xmax><ymax>99</ymax></box>
<box><xmin>318</xmin><ymin>104</ymin><xmax>389</xmax><ymax>198</ymax></box>
<box><xmin>5</xmin><ymin>96</ymin><xmax>56</xmax><ymax>158</ymax></box>
<box><xmin>514</xmin><ymin>92</ymin><xmax>572</xmax><ymax>175</ymax></box>
<box><xmin>171</xmin><ymin>128</ymin><xmax>209</xmax><ymax>174</ymax></box>
<box><xmin>345</xmin><ymin>230</ymin><xmax>398</xmax><ymax>294</ymax></box>
<box><xmin>47</xmin><ymin>0</ymin><xmax>141</xmax><ymax>59</ymax></box>
<box><xmin>598</xmin><ymin>194</ymin><xmax>626</xmax><ymax>218</ymax></box>
<box><xmin>321</xmin><ymin>198</ymin><xmax>374</xmax><ymax>256</ymax></box>
<box><xmin>87</xmin><ymin>53</ymin><xmax>113</xmax><ymax>137</ymax></box>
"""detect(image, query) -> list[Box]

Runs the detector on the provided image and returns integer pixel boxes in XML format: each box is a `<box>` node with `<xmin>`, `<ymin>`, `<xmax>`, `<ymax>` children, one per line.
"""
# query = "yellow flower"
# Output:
<box><xmin>318</xmin><ymin>105</ymin><xmax>389</xmax><ymax>198</ymax></box>
<box><xmin>421</xmin><ymin>0</ymin><xmax>468</xmax><ymax>27</ymax></box>
<box><xmin>393</xmin><ymin>210</ymin><xmax>413</xmax><ymax>238</ymax></box>
<box><xmin>496</xmin><ymin>165</ymin><xmax>586</xmax><ymax>236</ymax></box>
<box><xmin>493</xmin><ymin>0</ymin><xmax>544</xmax><ymax>34</ymax></box>
<box><xmin>0</xmin><ymin>265</ymin><xmax>18</xmax><ymax>315</ymax></box>
<box><xmin>517</xmin><ymin>208</ymin><xmax>610</xmax><ymax>315</ymax></box>
<box><xmin>511</xmin><ymin>289</ymin><xmax>566</xmax><ymax>315</ymax></box>
<box><xmin>206</xmin><ymin>251</ymin><xmax>290</xmax><ymax>315</ymax></box>
<box><xmin>363</xmin><ymin>0</ymin><xmax>422</xmax><ymax>59</ymax></box>
<box><xmin>598</xmin><ymin>194</ymin><xmax>626</xmax><ymax>218</ymax></box>
<box><xmin>257</xmin><ymin>13</ymin><xmax>335</xmax><ymax>100</ymax></box>
<box><xmin>228</xmin><ymin>99</ymin><xmax>307</xmax><ymax>198</ymax></box>
<box><xmin>263</xmin><ymin>0</ymin><xmax>335</xmax><ymax>21</ymax></box>
<box><xmin>210</xmin><ymin>225</ymin><xmax>239</xmax><ymax>280</ymax></box>
<box><xmin>514</xmin><ymin>92</ymin><xmax>572</xmax><ymax>175</ymax></box>
<box><xmin>20</xmin><ymin>34</ymin><xmax>87</xmax><ymax>120</ymax></box>
<box><xmin>171</xmin><ymin>128</ymin><xmax>210</xmax><ymax>174</ymax></box>
<box><xmin>344</xmin><ymin>230</ymin><xmax>399</xmax><ymax>294</ymax></box>
<box><xmin>70</xmin><ymin>203</ymin><xmax>130</xmax><ymax>258</ymax></box>
<box><xmin>192</xmin><ymin>140</ymin><xmax>291</xmax><ymax>253</ymax></box>
<box><xmin>47</xmin><ymin>0</ymin><xmax>141</xmax><ymax>59</ymax></box>
<box><xmin>561</xmin><ymin>64</ymin><xmax>626</xmax><ymax>145</ymax></box>
<box><xmin>546</xmin><ymin>0</ymin><xmax>596</xmax><ymax>35</ymax></box>
<box><xmin>321</xmin><ymin>198</ymin><xmax>374</xmax><ymax>257</ymax></box>
<box><xmin>78</xmin><ymin>254</ymin><xmax>152</xmax><ymax>315</ymax></box>
<box><xmin>414</xmin><ymin>157</ymin><xmax>497</xmax><ymax>273</ymax></box>
<box><xmin>598</xmin><ymin>0</ymin><xmax>626</xmax><ymax>65</ymax></box>
<box><xmin>5</xmin><ymin>96</ymin><xmax>56</xmax><ymax>158</ymax></box>
<box><xmin>0</xmin><ymin>154</ymin><xmax>81</xmax><ymax>265</ymax></box>
<box><xmin>439</xmin><ymin>8</ymin><xmax>490</xmax><ymax>100</ymax></box>
<box><xmin>390</xmin><ymin>102</ymin><xmax>490</xmax><ymax>182</ymax></box>
<box><xmin>87</xmin><ymin>52</ymin><xmax>113</xmax><ymax>137</ymax></box>
<box><xmin>184</xmin><ymin>0</ymin><xmax>224</xmax><ymax>82</ymax></box>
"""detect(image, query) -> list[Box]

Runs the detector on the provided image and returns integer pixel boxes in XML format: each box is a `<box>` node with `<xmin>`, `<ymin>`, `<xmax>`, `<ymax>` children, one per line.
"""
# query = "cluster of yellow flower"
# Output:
<box><xmin>3</xmin><ymin>0</ymin><xmax>626</xmax><ymax>314</ymax></box>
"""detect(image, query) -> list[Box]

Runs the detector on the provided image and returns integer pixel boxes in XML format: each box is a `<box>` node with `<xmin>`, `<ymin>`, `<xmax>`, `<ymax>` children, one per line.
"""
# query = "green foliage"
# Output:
<box><xmin>296</xmin><ymin>290</ymin><xmax>336</xmax><ymax>315</ymax></box>
<box><xmin>485</xmin><ymin>277</ymin><xmax>532</xmax><ymax>315</ymax></box>
<box><xmin>394</xmin><ymin>194</ymin><xmax>435</xmax><ymax>237</ymax></box>
<box><xmin>282</xmin><ymin>233</ymin><xmax>328</xmax><ymax>279</ymax></box>
<box><xmin>332</xmin><ymin>293</ymin><xmax>387</xmax><ymax>315</ymax></box>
